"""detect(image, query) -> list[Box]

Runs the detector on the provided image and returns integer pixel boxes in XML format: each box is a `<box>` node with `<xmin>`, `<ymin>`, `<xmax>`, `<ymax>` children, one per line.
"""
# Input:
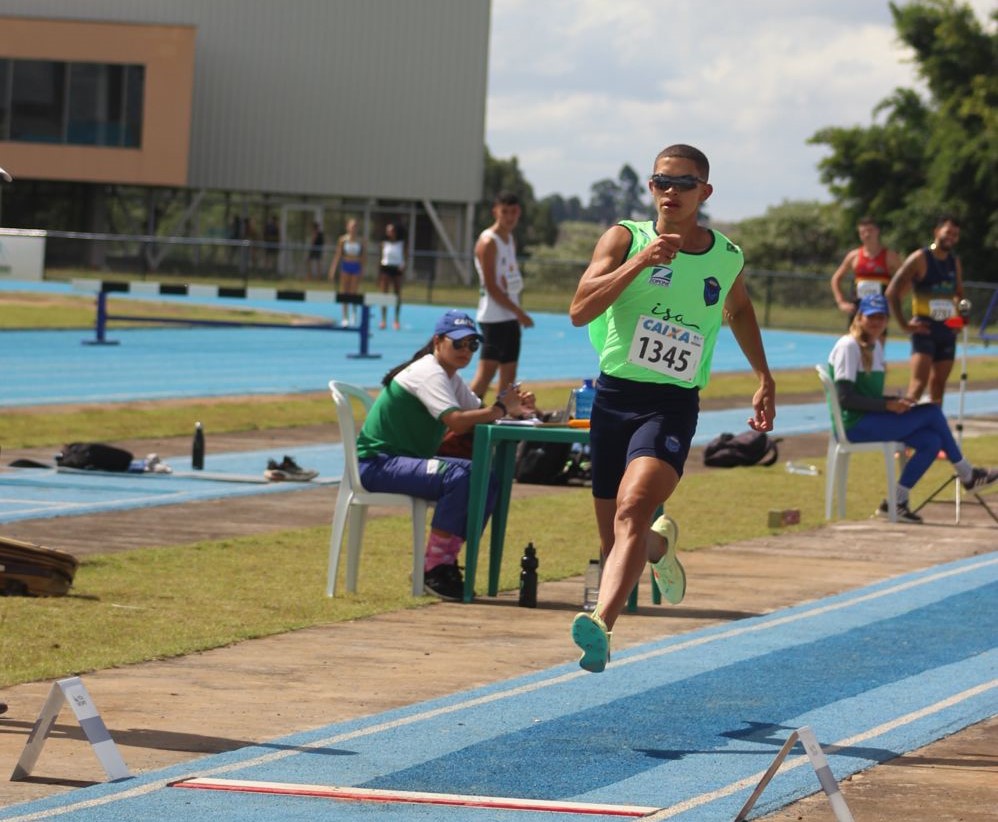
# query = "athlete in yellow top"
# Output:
<box><xmin>886</xmin><ymin>215</ymin><xmax>964</xmax><ymax>404</ymax></box>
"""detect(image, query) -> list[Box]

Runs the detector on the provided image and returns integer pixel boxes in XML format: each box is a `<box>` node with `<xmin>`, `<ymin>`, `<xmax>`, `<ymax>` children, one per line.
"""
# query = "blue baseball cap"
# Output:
<box><xmin>858</xmin><ymin>293</ymin><xmax>889</xmax><ymax>316</ymax></box>
<box><xmin>434</xmin><ymin>309</ymin><xmax>482</xmax><ymax>340</ymax></box>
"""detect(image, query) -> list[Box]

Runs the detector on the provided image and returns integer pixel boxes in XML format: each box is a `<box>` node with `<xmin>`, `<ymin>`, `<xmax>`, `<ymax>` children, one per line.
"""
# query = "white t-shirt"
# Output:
<box><xmin>828</xmin><ymin>334</ymin><xmax>886</xmax><ymax>382</ymax></box>
<box><xmin>394</xmin><ymin>354</ymin><xmax>481</xmax><ymax>419</ymax></box>
<box><xmin>475</xmin><ymin>228</ymin><xmax>523</xmax><ymax>323</ymax></box>
<box><xmin>381</xmin><ymin>240</ymin><xmax>405</xmax><ymax>268</ymax></box>
<box><xmin>355</xmin><ymin>354</ymin><xmax>481</xmax><ymax>459</ymax></box>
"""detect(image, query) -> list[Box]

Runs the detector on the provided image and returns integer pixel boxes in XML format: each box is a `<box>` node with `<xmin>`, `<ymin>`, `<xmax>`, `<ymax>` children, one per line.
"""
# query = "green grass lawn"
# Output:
<box><xmin>2</xmin><ymin>437</ymin><xmax>995</xmax><ymax>688</ymax></box>
<box><xmin>0</xmin><ymin>290</ymin><xmax>319</xmax><ymax>330</ymax></box>
<box><xmin>6</xmin><ymin>357</ymin><xmax>996</xmax><ymax>450</ymax></box>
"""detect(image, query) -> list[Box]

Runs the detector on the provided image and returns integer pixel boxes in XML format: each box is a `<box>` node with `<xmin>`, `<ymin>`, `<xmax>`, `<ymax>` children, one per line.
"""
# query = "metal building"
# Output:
<box><xmin>0</xmin><ymin>0</ymin><xmax>492</xmax><ymax>282</ymax></box>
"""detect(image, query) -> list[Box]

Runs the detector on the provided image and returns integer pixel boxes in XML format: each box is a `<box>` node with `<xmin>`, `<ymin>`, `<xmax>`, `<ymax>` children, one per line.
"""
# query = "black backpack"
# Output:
<box><xmin>515</xmin><ymin>441</ymin><xmax>572</xmax><ymax>485</ymax></box>
<box><xmin>703</xmin><ymin>431</ymin><xmax>780</xmax><ymax>468</ymax></box>
<box><xmin>56</xmin><ymin>443</ymin><xmax>134</xmax><ymax>472</ymax></box>
<box><xmin>514</xmin><ymin>411</ymin><xmax>579</xmax><ymax>485</ymax></box>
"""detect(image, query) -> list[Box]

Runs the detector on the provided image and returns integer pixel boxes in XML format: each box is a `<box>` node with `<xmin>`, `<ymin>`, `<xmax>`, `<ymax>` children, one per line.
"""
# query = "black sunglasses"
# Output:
<box><xmin>650</xmin><ymin>174</ymin><xmax>706</xmax><ymax>192</ymax></box>
<box><xmin>451</xmin><ymin>337</ymin><xmax>480</xmax><ymax>352</ymax></box>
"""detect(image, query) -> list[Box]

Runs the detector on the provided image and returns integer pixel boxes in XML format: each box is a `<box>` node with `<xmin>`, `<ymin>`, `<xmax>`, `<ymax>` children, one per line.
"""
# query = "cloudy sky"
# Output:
<box><xmin>485</xmin><ymin>0</ymin><xmax>994</xmax><ymax>223</ymax></box>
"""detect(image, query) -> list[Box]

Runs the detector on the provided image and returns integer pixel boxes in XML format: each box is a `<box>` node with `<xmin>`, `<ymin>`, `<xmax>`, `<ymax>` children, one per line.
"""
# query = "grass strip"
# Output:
<box><xmin>10</xmin><ymin>359</ymin><xmax>995</xmax><ymax>450</ymax></box>
<box><xmin>0</xmin><ymin>291</ymin><xmax>321</xmax><ymax>330</ymax></box>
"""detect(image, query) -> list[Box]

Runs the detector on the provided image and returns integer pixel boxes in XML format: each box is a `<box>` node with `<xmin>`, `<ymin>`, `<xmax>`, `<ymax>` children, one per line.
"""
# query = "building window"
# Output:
<box><xmin>1</xmin><ymin>58</ymin><xmax>144</xmax><ymax>148</ymax></box>
<box><xmin>10</xmin><ymin>60</ymin><xmax>65</xmax><ymax>143</ymax></box>
<box><xmin>122</xmin><ymin>65</ymin><xmax>144</xmax><ymax>147</ymax></box>
<box><xmin>0</xmin><ymin>60</ymin><xmax>9</xmax><ymax>139</ymax></box>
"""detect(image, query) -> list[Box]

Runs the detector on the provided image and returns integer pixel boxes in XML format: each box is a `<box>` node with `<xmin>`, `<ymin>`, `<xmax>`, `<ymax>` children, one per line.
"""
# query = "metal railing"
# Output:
<box><xmin>31</xmin><ymin>230</ymin><xmax>998</xmax><ymax>335</ymax></box>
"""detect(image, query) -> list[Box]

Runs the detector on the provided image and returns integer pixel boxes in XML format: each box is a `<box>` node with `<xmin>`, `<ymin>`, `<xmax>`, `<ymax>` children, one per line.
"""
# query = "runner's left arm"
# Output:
<box><xmin>724</xmin><ymin>272</ymin><xmax>776</xmax><ymax>432</ymax></box>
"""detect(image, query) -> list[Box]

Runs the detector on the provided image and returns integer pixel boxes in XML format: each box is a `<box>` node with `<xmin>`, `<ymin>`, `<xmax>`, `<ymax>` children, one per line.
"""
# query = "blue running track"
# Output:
<box><xmin>0</xmin><ymin>444</ymin><xmax>342</xmax><ymax>524</ymax></box>
<box><xmin>1</xmin><ymin>280</ymin><xmax>993</xmax><ymax>407</ymax></box>
<box><xmin>1</xmin><ymin>554</ymin><xmax>995</xmax><ymax>821</ymax></box>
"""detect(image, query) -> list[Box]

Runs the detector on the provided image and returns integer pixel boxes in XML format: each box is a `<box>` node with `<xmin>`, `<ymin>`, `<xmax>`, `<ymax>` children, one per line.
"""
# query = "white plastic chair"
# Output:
<box><xmin>816</xmin><ymin>365</ymin><xmax>906</xmax><ymax>523</ymax></box>
<box><xmin>326</xmin><ymin>380</ymin><xmax>430</xmax><ymax>597</ymax></box>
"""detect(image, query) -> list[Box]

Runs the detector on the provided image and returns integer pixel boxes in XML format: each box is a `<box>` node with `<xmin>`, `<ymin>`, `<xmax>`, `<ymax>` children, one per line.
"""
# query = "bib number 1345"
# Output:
<box><xmin>627</xmin><ymin>316</ymin><xmax>703</xmax><ymax>380</ymax></box>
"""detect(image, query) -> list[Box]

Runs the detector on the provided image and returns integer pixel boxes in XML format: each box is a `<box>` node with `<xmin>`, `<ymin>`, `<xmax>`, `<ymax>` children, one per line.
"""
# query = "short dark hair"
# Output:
<box><xmin>857</xmin><ymin>216</ymin><xmax>878</xmax><ymax>227</ymax></box>
<box><xmin>494</xmin><ymin>191</ymin><xmax>520</xmax><ymax>206</ymax></box>
<box><xmin>935</xmin><ymin>213</ymin><xmax>960</xmax><ymax>229</ymax></box>
<box><xmin>654</xmin><ymin>144</ymin><xmax>709</xmax><ymax>180</ymax></box>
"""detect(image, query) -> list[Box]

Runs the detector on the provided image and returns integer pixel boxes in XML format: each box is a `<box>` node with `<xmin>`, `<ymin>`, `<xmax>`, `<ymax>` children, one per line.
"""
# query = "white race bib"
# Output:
<box><xmin>627</xmin><ymin>315</ymin><xmax>703</xmax><ymax>381</ymax></box>
<box><xmin>928</xmin><ymin>299</ymin><xmax>955</xmax><ymax>321</ymax></box>
<box><xmin>855</xmin><ymin>280</ymin><xmax>882</xmax><ymax>299</ymax></box>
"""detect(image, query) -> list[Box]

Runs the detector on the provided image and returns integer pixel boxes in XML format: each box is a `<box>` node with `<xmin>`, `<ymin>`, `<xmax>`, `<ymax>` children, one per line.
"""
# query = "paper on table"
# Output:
<box><xmin>495</xmin><ymin>418</ymin><xmax>542</xmax><ymax>426</ymax></box>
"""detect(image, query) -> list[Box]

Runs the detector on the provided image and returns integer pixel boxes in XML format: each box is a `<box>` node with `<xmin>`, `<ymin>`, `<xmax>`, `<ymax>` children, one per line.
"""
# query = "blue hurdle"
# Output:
<box><xmin>72</xmin><ymin>278</ymin><xmax>397</xmax><ymax>359</ymax></box>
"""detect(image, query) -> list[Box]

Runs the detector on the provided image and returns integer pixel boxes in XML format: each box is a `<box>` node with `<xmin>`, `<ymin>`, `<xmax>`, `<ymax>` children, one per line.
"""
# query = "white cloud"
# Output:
<box><xmin>486</xmin><ymin>0</ymin><xmax>991</xmax><ymax>221</ymax></box>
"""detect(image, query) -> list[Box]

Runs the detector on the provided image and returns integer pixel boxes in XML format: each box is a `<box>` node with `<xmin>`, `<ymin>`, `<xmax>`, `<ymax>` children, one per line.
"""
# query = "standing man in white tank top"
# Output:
<box><xmin>469</xmin><ymin>191</ymin><xmax>534</xmax><ymax>401</ymax></box>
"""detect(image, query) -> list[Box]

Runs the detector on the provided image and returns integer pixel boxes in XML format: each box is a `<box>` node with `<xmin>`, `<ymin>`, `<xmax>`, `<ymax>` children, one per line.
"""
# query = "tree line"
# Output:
<box><xmin>480</xmin><ymin>0</ymin><xmax>995</xmax><ymax>282</ymax></box>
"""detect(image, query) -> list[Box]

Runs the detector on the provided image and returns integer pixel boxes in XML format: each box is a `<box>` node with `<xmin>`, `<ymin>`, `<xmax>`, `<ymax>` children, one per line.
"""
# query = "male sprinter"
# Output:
<box><xmin>568</xmin><ymin>144</ymin><xmax>775</xmax><ymax>673</ymax></box>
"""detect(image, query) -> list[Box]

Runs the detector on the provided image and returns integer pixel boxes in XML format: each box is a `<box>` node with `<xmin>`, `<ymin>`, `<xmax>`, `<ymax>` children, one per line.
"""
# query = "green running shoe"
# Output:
<box><xmin>571</xmin><ymin>611</ymin><xmax>611</xmax><ymax>673</ymax></box>
<box><xmin>650</xmin><ymin>515</ymin><xmax>686</xmax><ymax>605</ymax></box>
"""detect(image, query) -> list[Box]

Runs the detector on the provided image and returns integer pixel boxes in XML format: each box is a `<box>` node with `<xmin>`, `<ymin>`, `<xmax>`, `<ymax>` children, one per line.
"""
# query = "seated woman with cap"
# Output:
<box><xmin>355</xmin><ymin>309</ymin><xmax>533</xmax><ymax>599</ymax></box>
<box><xmin>827</xmin><ymin>293</ymin><xmax>998</xmax><ymax>523</ymax></box>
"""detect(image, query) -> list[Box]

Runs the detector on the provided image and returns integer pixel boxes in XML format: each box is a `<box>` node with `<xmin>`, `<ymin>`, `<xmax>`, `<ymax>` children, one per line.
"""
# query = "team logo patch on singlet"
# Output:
<box><xmin>649</xmin><ymin>266</ymin><xmax>673</xmax><ymax>287</ymax></box>
<box><xmin>665</xmin><ymin>436</ymin><xmax>681</xmax><ymax>453</ymax></box>
<box><xmin>703</xmin><ymin>276</ymin><xmax>721</xmax><ymax>306</ymax></box>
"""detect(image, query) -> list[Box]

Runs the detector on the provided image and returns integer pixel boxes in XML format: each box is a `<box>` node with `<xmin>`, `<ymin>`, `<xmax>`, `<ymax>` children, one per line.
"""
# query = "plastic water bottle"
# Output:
<box><xmin>565</xmin><ymin>388</ymin><xmax>576</xmax><ymax>420</ymax></box>
<box><xmin>192</xmin><ymin>421</ymin><xmax>205</xmax><ymax>470</ymax></box>
<box><xmin>518</xmin><ymin>542</ymin><xmax>538</xmax><ymax>608</ymax></box>
<box><xmin>568</xmin><ymin>378</ymin><xmax>596</xmax><ymax>421</ymax></box>
<box><xmin>785</xmin><ymin>460</ymin><xmax>818</xmax><ymax>476</ymax></box>
<box><xmin>582</xmin><ymin>558</ymin><xmax>601</xmax><ymax>611</ymax></box>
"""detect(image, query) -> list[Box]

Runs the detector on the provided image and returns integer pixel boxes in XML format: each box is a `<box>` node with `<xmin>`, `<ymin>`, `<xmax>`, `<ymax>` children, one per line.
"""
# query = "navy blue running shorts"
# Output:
<box><xmin>479</xmin><ymin>319</ymin><xmax>521</xmax><ymax>364</ymax></box>
<box><xmin>910</xmin><ymin>317</ymin><xmax>956</xmax><ymax>362</ymax></box>
<box><xmin>589</xmin><ymin>373</ymin><xmax>699</xmax><ymax>499</ymax></box>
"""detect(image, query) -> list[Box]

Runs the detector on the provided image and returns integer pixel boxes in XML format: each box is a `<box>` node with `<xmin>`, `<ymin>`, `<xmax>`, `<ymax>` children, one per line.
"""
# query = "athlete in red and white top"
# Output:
<box><xmin>830</xmin><ymin>217</ymin><xmax>902</xmax><ymax>317</ymax></box>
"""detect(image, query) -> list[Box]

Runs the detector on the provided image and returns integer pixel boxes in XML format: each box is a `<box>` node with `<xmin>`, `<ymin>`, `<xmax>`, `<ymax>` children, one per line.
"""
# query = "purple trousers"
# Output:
<box><xmin>358</xmin><ymin>453</ymin><xmax>497</xmax><ymax>539</ymax></box>
<box><xmin>847</xmin><ymin>403</ymin><xmax>963</xmax><ymax>490</ymax></box>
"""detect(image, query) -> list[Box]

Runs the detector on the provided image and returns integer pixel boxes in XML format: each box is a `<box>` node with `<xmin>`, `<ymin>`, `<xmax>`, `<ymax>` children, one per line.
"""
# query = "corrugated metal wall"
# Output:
<box><xmin>0</xmin><ymin>0</ymin><xmax>490</xmax><ymax>202</ymax></box>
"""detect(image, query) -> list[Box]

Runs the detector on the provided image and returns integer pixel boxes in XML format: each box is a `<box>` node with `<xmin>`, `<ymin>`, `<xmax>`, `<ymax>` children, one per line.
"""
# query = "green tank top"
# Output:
<box><xmin>588</xmin><ymin>221</ymin><xmax>744</xmax><ymax>388</ymax></box>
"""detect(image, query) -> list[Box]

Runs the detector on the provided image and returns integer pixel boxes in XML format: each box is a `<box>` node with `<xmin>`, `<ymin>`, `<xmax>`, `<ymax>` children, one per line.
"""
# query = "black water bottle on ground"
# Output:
<box><xmin>192</xmin><ymin>421</ymin><xmax>205</xmax><ymax>470</ymax></box>
<box><xmin>519</xmin><ymin>542</ymin><xmax>538</xmax><ymax>608</ymax></box>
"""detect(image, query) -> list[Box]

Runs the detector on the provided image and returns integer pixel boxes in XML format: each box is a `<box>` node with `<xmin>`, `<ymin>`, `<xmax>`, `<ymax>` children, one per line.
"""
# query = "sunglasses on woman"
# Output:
<box><xmin>450</xmin><ymin>337</ymin><xmax>480</xmax><ymax>352</ymax></box>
